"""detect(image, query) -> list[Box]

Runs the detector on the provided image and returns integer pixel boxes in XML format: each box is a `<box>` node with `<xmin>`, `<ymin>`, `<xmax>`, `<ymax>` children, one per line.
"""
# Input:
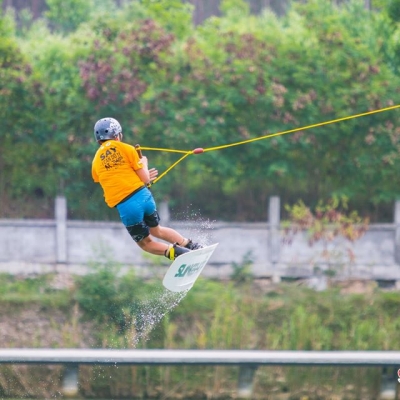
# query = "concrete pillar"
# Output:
<box><xmin>379</xmin><ymin>367</ymin><xmax>397</xmax><ymax>400</ymax></box>
<box><xmin>237</xmin><ymin>365</ymin><xmax>258</xmax><ymax>398</ymax></box>
<box><xmin>55</xmin><ymin>196</ymin><xmax>67</xmax><ymax>263</ymax></box>
<box><xmin>159</xmin><ymin>201</ymin><xmax>170</xmax><ymax>224</ymax></box>
<box><xmin>268</xmin><ymin>196</ymin><xmax>280</xmax><ymax>264</ymax></box>
<box><xmin>394</xmin><ymin>201</ymin><xmax>400</xmax><ymax>265</ymax></box>
<box><xmin>61</xmin><ymin>364</ymin><xmax>79</xmax><ymax>398</ymax></box>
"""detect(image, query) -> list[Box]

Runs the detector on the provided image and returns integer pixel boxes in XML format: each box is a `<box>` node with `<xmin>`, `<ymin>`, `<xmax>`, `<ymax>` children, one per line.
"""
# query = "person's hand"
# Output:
<box><xmin>149</xmin><ymin>167</ymin><xmax>158</xmax><ymax>182</ymax></box>
<box><xmin>140</xmin><ymin>156</ymin><xmax>148</xmax><ymax>168</ymax></box>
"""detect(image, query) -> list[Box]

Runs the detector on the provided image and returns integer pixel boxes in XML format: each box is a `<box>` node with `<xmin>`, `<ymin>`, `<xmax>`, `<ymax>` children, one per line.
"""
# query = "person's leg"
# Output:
<box><xmin>136</xmin><ymin>235</ymin><xmax>191</xmax><ymax>259</ymax></box>
<box><xmin>126</xmin><ymin>222</ymin><xmax>189</xmax><ymax>259</ymax></box>
<box><xmin>136</xmin><ymin>235</ymin><xmax>169</xmax><ymax>255</ymax></box>
<box><xmin>117</xmin><ymin>189</ymin><xmax>199</xmax><ymax>258</ymax></box>
<box><xmin>149</xmin><ymin>225</ymin><xmax>187</xmax><ymax>246</ymax></box>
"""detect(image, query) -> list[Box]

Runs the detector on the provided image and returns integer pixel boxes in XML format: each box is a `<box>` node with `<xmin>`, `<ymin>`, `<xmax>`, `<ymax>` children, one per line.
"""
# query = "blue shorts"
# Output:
<box><xmin>116</xmin><ymin>187</ymin><xmax>160</xmax><ymax>242</ymax></box>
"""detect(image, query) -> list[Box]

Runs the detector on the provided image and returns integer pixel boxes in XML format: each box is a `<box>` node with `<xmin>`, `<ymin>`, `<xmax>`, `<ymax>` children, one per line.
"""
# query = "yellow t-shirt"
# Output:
<box><xmin>92</xmin><ymin>140</ymin><xmax>144</xmax><ymax>207</ymax></box>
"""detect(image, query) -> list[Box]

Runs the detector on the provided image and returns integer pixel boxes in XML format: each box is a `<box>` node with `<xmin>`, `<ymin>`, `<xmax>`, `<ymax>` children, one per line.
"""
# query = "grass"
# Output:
<box><xmin>0</xmin><ymin>271</ymin><xmax>399</xmax><ymax>398</ymax></box>
<box><xmin>0</xmin><ymin>273</ymin><xmax>70</xmax><ymax>306</ymax></box>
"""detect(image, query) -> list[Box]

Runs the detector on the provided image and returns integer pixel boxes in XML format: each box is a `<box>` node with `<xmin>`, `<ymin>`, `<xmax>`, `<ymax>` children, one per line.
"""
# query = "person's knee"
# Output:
<box><xmin>126</xmin><ymin>222</ymin><xmax>149</xmax><ymax>243</ymax></box>
<box><xmin>137</xmin><ymin>236</ymin><xmax>152</xmax><ymax>250</ymax></box>
<box><xmin>149</xmin><ymin>225</ymin><xmax>162</xmax><ymax>237</ymax></box>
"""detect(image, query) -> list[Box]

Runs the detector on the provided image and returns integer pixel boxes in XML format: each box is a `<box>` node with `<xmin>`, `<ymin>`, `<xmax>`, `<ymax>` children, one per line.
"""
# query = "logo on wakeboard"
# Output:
<box><xmin>174</xmin><ymin>261</ymin><xmax>206</xmax><ymax>278</ymax></box>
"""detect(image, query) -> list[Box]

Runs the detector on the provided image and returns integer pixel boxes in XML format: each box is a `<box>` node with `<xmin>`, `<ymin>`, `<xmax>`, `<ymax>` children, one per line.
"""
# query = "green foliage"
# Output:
<box><xmin>283</xmin><ymin>197</ymin><xmax>369</xmax><ymax>272</ymax></box>
<box><xmin>283</xmin><ymin>196</ymin><xmax>369</xmax><ymax>244</ymax></box>
<box><xmin>0</xmin><ymin>11</ymin><xmax>50</xmax><ymax>215</ymax></box>
<box><xmin>74</xmin><ymin>260</ymin><xmax>148</xmax><ymax>332</ymax></box>
<box><xmin>388</xmin><ymin>0</ymin><xmax>400</xmax><ymax>23</ymax></box>
<box><xmin>261</xmin><ymin>285</ymin><xmax>400</xmax><ymax>351</ymax></box>
<box><xmin>168</xmin><ymin>281</ymin><xmax>400</xmax><ymax>351</ymax></box>
<box><xmin>44</xmin><ymin>0</ymin><xmax>94</xmax><ymax>34</ymax></box>
<box><xmin>2</xmin><ymin>273</ymin><xmax>400</xmax><ymax>397</ymax></box>
<box><xmin>220</xmin><ymin>0</ymin><xmax>250</xmax><ymax>17</ymax></box>
<box><xmin>132</xmin><ymin>0</ymin><xmax>400</xmax><ymax>220</ymax></box>
<box><xmin>16</xmin><ymin>8</ymin><xmax>34</xmax><ymax>37</ymax></box>
<box><xmin>230</xmin><ymin>251</ymin><xmax>254</xmax><ymax>283</ymax></box>
<box><xmin>140</xmin><ymin>0</ymin><xmax>193</xmax><ymax>38</ymax></box>
<box><xmin>0</xmin><ymin>273</ymin><xmax>70</xmax><ymax>306</ymax></box>
<box><xmin>4</xmin><ymin>272</ymin><xmax>400</xmax><ymax>353</ymax></box>
<box><xmin>2</xmin><ymin>0</ymin><xmax>400</xmax><ymax>221</ymax></box>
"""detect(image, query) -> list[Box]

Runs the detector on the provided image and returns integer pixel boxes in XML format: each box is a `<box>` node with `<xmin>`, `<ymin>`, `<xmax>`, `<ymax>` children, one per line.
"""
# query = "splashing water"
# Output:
<box><xmin>176</xmin><ymin>207</ymin><xmax>216</xmax><ymax>246</ymax></box>
<box><xmin>131</xmin><ymin>288</ymin><xmax>188</xmax><ymax>347</ymax></box>
<box><xmin>129</xmin><ymin>208</ymin><xmax>215</xmax><ymax>346</ymax></box>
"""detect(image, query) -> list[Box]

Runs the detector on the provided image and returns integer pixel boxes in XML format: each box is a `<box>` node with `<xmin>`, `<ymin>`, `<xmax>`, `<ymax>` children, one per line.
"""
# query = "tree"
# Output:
<box><xmin>3</xmin><ymin>0</ymin><xmax>400</xmax><ymax>221</ymax></box>
<box><xmin>130</xmin><ymin>0</ymin><xmax>400</xmax><ymax>220</ymax></box>
<box><xmin>44</xmin><ymin>0</ymin><xmax>108</xmax><ymax>34</ymax></box>
<box><xmin>0</xmin><ymin>12</ymin><xmax>49</xmax><ymax>216</ymax></box>
<box><xmin>388</xmin><ymin>0</ymin><xmax>400</xmax><ymax>23</ymax></box>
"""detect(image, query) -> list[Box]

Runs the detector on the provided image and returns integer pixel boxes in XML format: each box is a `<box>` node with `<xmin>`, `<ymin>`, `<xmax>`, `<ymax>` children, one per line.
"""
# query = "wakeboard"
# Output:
<box><xmin>163</xmin><ymin>243</ymin><xmax>219</xmax><ymax>292</ymax></box>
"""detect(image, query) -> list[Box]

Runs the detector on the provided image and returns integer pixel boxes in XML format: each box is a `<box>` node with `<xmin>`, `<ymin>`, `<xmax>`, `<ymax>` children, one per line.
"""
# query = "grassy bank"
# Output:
<box><xmin>0</xmin><ymin>265</ymin><xmax>398</xmax><ymax>399</ymax></box>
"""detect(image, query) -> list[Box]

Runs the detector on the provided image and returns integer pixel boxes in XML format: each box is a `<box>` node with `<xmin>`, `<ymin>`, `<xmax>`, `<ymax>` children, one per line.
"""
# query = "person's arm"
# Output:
<box><xmin>128</xmin><ymin>144</ymin><xmax>159</xmax><ymax>185</ymax></box>
<box><xmin>136</xmin><ymin>164</ymin><xmax>159</xmax><ymax>186</ymax></box>
<box><xmin>135</xmin><ymin>156</ymin><xmax>151</xmax><ymax>185</ymax></box>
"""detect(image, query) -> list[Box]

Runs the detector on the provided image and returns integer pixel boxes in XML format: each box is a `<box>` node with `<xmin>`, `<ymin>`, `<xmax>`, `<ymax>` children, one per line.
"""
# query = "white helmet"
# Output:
<box><xmin>94</xmin><ymin>117</ymin><xmax>122</xmax><ymax>141</ymax></box>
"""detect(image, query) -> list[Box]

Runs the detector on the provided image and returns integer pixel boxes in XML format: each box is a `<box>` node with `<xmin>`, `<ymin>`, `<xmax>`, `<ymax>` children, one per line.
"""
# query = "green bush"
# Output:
<box><xmin>74</xmin><ymin>261</ymin><xmax>145</xmax><ymax>332</ymax></box>
<box><xmin>1</xmin><ymin>0</ymin><xmax>400</xmax><ymax>221</ymax></box>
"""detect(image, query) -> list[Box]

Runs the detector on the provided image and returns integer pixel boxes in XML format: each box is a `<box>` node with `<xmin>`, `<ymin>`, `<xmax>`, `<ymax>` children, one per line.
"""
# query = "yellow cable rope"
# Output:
<box><xmin>203</xmin><ymin>104</ymin><xmax>400</xmax><ymax>152</ymax></box>
<box><xmin>140</xmin><ymin>146</ymin><xmax>189</xmax><ymax>154</ymax></box>
<box><xmin>151</xmin><ymin>152</ymin><xmax>192</xmax><ymax>185</ymax></box>
<box><xmin>143</xmin><ymin>104</ymin><xmax>400</xmax><ymax>184</ymax></box>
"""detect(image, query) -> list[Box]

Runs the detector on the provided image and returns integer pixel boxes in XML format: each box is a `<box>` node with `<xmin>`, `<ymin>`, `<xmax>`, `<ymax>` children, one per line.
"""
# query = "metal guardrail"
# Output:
<box><xmin>0</xmin><ymin>349</ymin><xmax>400</xmax><ymax>365</ymax></box>
<box><xmin>1</xmin><ymin>349</ymin><xmax>399</xmax><ymax>398</ymax></box>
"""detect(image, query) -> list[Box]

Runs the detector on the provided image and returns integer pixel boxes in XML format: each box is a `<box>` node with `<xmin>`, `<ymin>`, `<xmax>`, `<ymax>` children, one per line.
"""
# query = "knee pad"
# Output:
<box><xmin>126</xmin><ymin>222</ymin><xmax>150</xmax><ymax>243</ymax></box>
<box><xmin>144</xmin><ymin>210</ymin><xmax>160</xmax><ymax>228</ymax></box>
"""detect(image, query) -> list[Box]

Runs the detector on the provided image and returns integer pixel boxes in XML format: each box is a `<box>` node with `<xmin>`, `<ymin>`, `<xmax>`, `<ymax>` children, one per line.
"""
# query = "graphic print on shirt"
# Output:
<box><xmin>99</xmin><ymin>142</ymin><xmax>124</xmax><ymax>170</ymax></box>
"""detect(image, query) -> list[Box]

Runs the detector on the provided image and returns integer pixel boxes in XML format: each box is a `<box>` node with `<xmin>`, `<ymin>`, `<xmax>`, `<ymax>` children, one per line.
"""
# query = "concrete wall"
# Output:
<box><xmin>1</xmin><ymin>196</ymin><xmax>400</xmax><ymax>281</ymax></box>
